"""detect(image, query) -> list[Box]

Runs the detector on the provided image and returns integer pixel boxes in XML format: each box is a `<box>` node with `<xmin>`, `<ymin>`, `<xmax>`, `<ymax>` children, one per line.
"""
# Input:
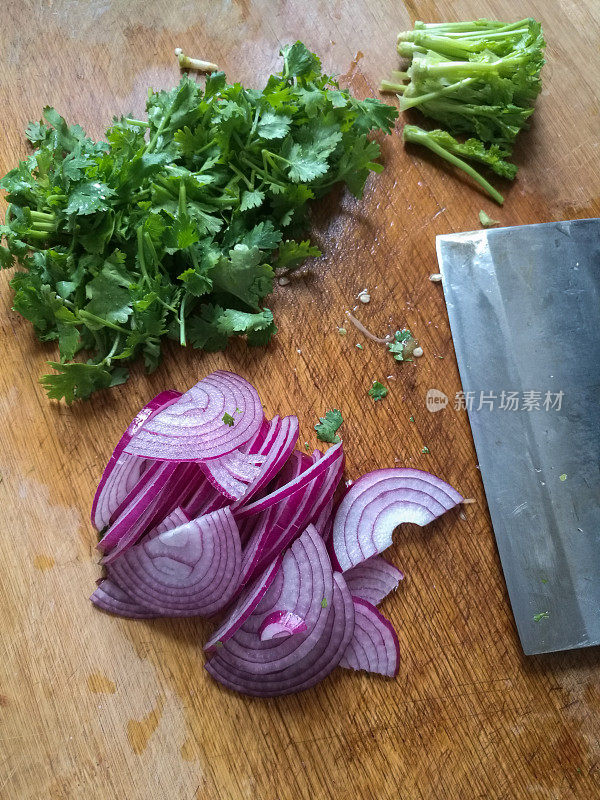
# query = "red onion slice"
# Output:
<box><xmin>200</xmin><ymin>449</ymin><xmax>267</xmax><ymax>500</ymax></box>
<box><xmin>234</xmin><ymin>442</ymin><xmax>343</xmax><ymax>520</ymax></box>
<box><xmin>204</xmin><ymin>556</ymin><xmax>283</xmax><ymax>653</ymax></box>
<box><xmin>343</xmin><ymin>556</ymin><xmax>404</xmax><ymax>606</ymax></box>
<box><xmin>231</xmin><ymin>415</ymin><xmax>299</xmax><ymax>510</ymax></box>
<box><xmin>91</xmin><ymin>390</ymin><xmax>181</xmax><ymax>530</ymax></box>
<box><xmin>205</xmin><ymin>572</ymin><xmax>355</xmax><ymax>696</ymax></box>
<box><xmin>99</xmin><ymin>462</ymin><xmax>200</xmax><ymax>563</ymax></box>
<box><xmin>91</xmin><ymin>578</ymin><xmax>157</xmax><ymax>619</ymax></box>
<box><xmin>332</xmin><ymin>468</ymin><xmax>463</xmax><ymax>572</ymax></box>
<box><xmin>151</xmin><ymin>506</ymin><xmax>191</xmax><ymax>537</ymax></box>
<box><xmin>212</xmin><ymin>526</ymin><xmax>333</xmax><ymax>672</ymax></box>
<box><xmin>124</xmin><ymin>371</ymin><xmax>263</xmax><ymax>461</ymax></box>
<box><xmin>259</xmin><ymin>611</ymin><xmax>307</xmax><ymax>641</ymax></box>
<box><xmin>107</xmin><ymin>507</ymin><xmax>242</xmax><ymax>616</ymax></box>
<box><xmin>339</xmin><ymin>597</ymin><xmax>399</xmax><ymax>677</ymax></box>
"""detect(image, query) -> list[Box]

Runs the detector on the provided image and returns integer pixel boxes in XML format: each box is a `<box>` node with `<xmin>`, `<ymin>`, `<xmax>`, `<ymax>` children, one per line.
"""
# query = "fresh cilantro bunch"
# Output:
<box><xmin>381</xmin><ymin>18</ymin><xmax>545</xmax><ymax>202</ymax></box>
<box><xmin>0</xmin><ymin>42</ymin><xmax>397</xmax><ymax>402</ymax></box>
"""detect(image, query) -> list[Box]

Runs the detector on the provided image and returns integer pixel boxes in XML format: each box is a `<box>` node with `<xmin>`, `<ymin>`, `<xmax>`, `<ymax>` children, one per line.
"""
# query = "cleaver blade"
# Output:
<box><xmin>437</xmin><ymin>218</ymin><xmax>600</xmax><ymax>655</ymax></box>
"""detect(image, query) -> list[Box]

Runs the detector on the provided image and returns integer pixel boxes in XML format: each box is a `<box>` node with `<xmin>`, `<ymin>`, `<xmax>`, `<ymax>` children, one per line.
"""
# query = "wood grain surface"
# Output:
<box><xmin>1</xmin><ymin>1</ymin><xmax>599</xmax><ymax>798</ymax></box>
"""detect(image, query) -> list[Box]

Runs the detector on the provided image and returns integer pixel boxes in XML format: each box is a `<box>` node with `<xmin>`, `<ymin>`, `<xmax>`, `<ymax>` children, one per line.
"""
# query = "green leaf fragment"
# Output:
<box><xmin>368</xmin><ymin>380</ymin><xmax>388</xmax><ymax>402</ymax></box>
<box><xmin>314</xmin><ymin>409</ymin><xmax>343</xmax><ymax>444</ymax></box>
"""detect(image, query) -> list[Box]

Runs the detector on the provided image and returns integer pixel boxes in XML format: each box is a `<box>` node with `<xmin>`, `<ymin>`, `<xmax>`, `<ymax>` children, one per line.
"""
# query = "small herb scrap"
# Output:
<box><xmin>355</xmin><ymin>343</ymin><xmax>363</xmax><ymax>350</ymax></box>
<box><xmin>559</xmin><ymin>473</ymin><xmax>567</xmax><ymax>481</ymax></box>
<box><xmin>409</xmin><ymin>415</ymin><xmax>414</xmax><ymax>422</ymax></box>
<box><xmin>0</xmin><ymin>41</ymin><xmax>397</xmax><ymax>402</ymax></box>
<box><xmin>321</xmin><ymin>597</ymin><xmax>328</xmax><ymax>608</ymax></box>
<box><xmin>222</xmin><ymin>412</ymin><xmax>235</xmax><ymax>426</ymax></box>
<box><xmin>368</xmin><ymin>380</ymin><xmax>388</xmax><ymax>402</ymax></box>
<box><xmin>421</xmin><ymin>446</ymin><xmax>430</xmax><ymax>454</ymax></box>
<box><xmin>388</xmin><ymin>328</ymin><xmax>416</xmax><ymax>362</ymax></box>
<box><xmin>533</xmin><ymin>611</ymin><xmax>549</xmax><ymax>622</ymax></box>
<box><xmin>479</xmin><ymin>210</ymin><xmax>500</xmax><ymax>228</ymax></box>
<box><xmin>314</xmin><ymin>409</ymin><xmax>343</xmax><ymax>444</ymax></box>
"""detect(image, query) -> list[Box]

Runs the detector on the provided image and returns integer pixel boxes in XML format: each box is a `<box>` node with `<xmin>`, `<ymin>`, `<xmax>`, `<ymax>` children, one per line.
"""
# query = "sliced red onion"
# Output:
<box><xmin>209</xmin><ymin>526</ymin><xmax>333</xmax><ymax>673</ymax></box>
<box><xmin>231</xmin><ymin>415</ymin><xmax>299</xmax><ymax>510</ymax></box>
<box><xmin>259</xmin><ymin>611</ymin><xmax>307</xmax><ymax>641</ymax></box>
<box><xmin>91</xmin><ymin>578</ymin><xmax>157</xmax><ymax>619</ymax></box>
<box><xmin>343</xmin><ymin>556</ymin><xmax>404</xmax><ymax>606</ymax></box>
<box><xmin>204</xmin><ymin>556</ymin><xmax>283</xmax><ymax>653</ymax></box>
<box><xmin>200</xmin><ymin>449</ymin><xmax>267</xmax><ymax>500</ymax></box>
<box><xmin>151</xmin><ymin>506</ymin><xmax>190</xmax><ymax>537</ymax></box>
<box><xmin>183</xmin><ymin>479</ymin><xmax>226</xmax><ymax>518</ymax></box>
<box><xmin>108</xmin><ymin>507</ymin><xmax>242</xmax><ymax>616</ymax></box>
<box><xmin>124</xmin><ymin>371</ymin><xmax>263</xmax><ymax>462</ymax></box>
<box><xmin>234</xmin><ymin>442</ymin><xmax>343</xmax><ymax>520</ymax></box>
<box><xmin>339</xmin><ymin>597</ymin><xmax>399</xmax><ymax>677</ymax></box>
<box><xmin>205</xmin><ymin>572</ymin><xmax>355</xmax><ymax>696</ymax></box>
<box><xmin>234</xmin><ymin>450</ymin><xmax>325</xmax><ymax>587</ymax></box>
<box><xmin>313</xmin><ymin>497</ymin><xmax>334</xmax><ymax>541</ymax></box>
<box><xmin>99</xmin><ymin>462</ymin><xmax>201</xmax><ymax>563</ymax></box>
<box><xmin>91</xmin><ymin>390</ymin><xmax>181</xmax><ymax>530</ymax></box>
<box><xmin>331</xmin><ymin>468</ymin><xmax>463</xmax><ymax>572</ymax></box>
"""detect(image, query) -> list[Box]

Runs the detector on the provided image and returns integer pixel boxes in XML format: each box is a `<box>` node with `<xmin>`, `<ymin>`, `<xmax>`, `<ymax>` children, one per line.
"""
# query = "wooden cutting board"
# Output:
<box><xmin>1</xmin><ymin>2</ymin><xmax>599</xmax><ymax>798</ymax></box>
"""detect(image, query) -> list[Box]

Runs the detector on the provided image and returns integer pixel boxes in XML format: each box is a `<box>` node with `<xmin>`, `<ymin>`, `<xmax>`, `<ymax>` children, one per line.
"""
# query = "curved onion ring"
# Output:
<box><xmin>124</xmin><ymin>371</ymin><xmax>263</xmax><ymax>461</ymax></box>
<box><xmin>331</xmin><ymin>468</ymin><xmax>463</xmax><ymax>572</ymax></box>
<box><xmin>107</xmin><ymin>507</ymin><xmax>242</xmax><ymax>616</ymax></box>
<box><xmin>91</xmin><ymin>390</ymin><xmax>180</xmax><ymax>530</ymax></box>
<box><xmin>343</xmin><ymin>556</ymin><xmax>404</xmax><ymax>606</ymax></box>
<box><xmin>339</xmin><ymin>597</ymin><xmax>399</xmax><ymax>677</ymax></box>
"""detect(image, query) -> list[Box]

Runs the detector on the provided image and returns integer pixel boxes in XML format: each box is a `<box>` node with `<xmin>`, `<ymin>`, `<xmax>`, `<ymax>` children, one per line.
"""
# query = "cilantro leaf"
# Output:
<box><xmin>257</xmin><ymin>111</ymin><xmax>292</xmax><ymax>140</ymax></box>
<box><xmin>368</xmin><ymin>380</ymin><xmax>388</xmax><ymax>402</ymax></box>
<box><xmin>40</xmin><ymin>362</ymin><xmax>113</xmax><ymax>404</ymax></box>
<box><xmin>277</xmin><ymin>239</ymin><xmax>321</xmax><ymax>269</ymax></box>
<box><xmin>388</xmin><ymin>329</ymin><xmax>416</xmax><ymax>362</ymax></box>
<box><xmin>315</xmin><ymin>409</ymin><xmax>343</xmax><ymax>444</ymax></box>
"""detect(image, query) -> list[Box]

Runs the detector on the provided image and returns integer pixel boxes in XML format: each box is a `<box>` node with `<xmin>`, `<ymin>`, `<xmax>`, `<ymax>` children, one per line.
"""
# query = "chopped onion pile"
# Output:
<box><xmin>90</xmin><ymin>371</ymin><xmax>463</xmax><ymax>696</ymax></box>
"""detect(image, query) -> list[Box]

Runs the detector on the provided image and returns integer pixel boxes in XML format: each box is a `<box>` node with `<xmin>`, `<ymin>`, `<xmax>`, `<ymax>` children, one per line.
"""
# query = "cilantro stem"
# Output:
<box><xmin>403</xmin><ymin>125</ymin><xmax>504</xmax><ymax>204</ymax></box>
<box><xmin>29</xmin><ymin>209</ymin><xmax>55</xmax><ymax>221</ymax></box>
<box><xmin>146</xmin><ymin>114</ymin><xmax>169</xmax><ymax>154</ymax></box>
<box><xmin>178</xmin><ymin>181</ymin><xmax>187</xmax><ymax>216</ymax></box>
<box><xmin>179</xmin><ymin>293</ymin><xmax>187</xmax><ymax>346</ymax></box>
<box><xmin>78</xmin><ymin>310</ymin><xmax>129</xmax><ymax>333</ymax></box>
<box><xmin>245</xmin><ymin>107</ymin><xmax>260</xmax><ymax>147</ymax></box>
<box><xmin>229</xmin><ymin>163</ymin><xmax>253</xmax><ymax>190</ymax></box>
<box><xmin>136</xmin><ymin>226</ymin><xmax>150</xmax><ymax>285</ymax></box>
<box><xmin>400</xmin><ymin>77</ymin><xmax>474</xmax><ymax>110</ymax></box>
<box><xmin>103</xmin><ymin>334</ymin><xmax>121</xmax><ymax>364</ymax></box>
<box><xmin>125</xmin><ymin>118</ymin><xmax>150</xmax><ymax>128</ymax></box>
<box><xmin>46</xmin><ymin>194</ymin><xmax>67</xmax><ymax>203</ymax></box>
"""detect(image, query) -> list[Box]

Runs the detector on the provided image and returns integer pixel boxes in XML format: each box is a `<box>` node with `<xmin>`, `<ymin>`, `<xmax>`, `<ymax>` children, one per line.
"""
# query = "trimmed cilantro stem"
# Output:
<box><xmin>403</xmin><ymin>124</ymin><xmax>504</xmax><ymax>204</ymax></box>
<box><xmin>400</xmin><ymin>77</ymin><xmax>475</xmax><ymax>110</ymax></box>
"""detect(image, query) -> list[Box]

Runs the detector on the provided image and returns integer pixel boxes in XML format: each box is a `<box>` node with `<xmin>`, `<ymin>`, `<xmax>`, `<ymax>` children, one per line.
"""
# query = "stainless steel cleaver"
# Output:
<box><xmin>436</xmin><ymin>218</ymin><xmax>600</xmax><ymax>655</ymax></box>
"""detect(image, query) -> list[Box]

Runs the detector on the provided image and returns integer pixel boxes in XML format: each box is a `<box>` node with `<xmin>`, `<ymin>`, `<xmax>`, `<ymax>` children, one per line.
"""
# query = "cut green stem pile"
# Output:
<box><xmin>0</xmin><ymin>42</ymin><xmax>397</xmax><ymax>402</ymax></box>
<box><xmin>381</xmin><ymin>18</ymin><xmax>545</xmax><ymax>203</ymax></box>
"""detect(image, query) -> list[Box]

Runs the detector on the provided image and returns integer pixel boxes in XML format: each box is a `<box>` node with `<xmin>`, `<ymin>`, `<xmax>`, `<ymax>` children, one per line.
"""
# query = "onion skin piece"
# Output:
<box><xmin>343</xmin><ymin>556</ymin><xmax>404</xmax><ymax>606</ymax></box>
<box><xmin>331</xmin><ymin>468</ymin><xmax>463</xmax><ymax>572</ymax></box>
<box><xmin>91</xmin><ymin>579</ymin><xmax>157</xmax><ymax>619</ymax></box>
<box><xmin>91</xmin><ymin>389</ymin><xmax>181</xmax><ymax>530</ymax></box>
<box><xmin>205</xmin><ymin>572</ymin><xmax>355</xmax><ymax>697</ymax></box>
<box><xmin>107</xmin><ymin>507</ymin><xmax>242</xmax><ymax>616</ymax></box>
<box><xmin>259</xmin><ymin>611</ymin><xmax>307</xmax><ymax>641</ymax></box>
<box><xmin>339</xmin><ymin>597</ymin><xmax>399</xmax><ymax>677</ymax></box>
<box><xmin>123</xmin><ymin>371</ymin><xmax>263</xmax><ymax>462</ymax></box>
<box><xmin>204</xmin><ymin>555</ymin><xmax>283</xmax><ymax>653</ymax></box>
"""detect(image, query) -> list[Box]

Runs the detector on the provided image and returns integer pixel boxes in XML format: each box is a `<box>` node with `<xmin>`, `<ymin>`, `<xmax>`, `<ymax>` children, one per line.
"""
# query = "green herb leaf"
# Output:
<box><xmin>315</xmin><ymin>409</ymin><xmax>343</xmax><ymax>444</ymax></box>
<box><xmin>368</xmin><ymin>380</ymin><xmax>388</xmax><ymax>402</ymax></box>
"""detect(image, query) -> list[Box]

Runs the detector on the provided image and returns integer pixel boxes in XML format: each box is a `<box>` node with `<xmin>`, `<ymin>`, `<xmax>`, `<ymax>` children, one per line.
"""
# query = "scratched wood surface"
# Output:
<box><xmin>1</xmin><ymin>1</ymin><xmax>599</xmax><ymax>798</ymax></box>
